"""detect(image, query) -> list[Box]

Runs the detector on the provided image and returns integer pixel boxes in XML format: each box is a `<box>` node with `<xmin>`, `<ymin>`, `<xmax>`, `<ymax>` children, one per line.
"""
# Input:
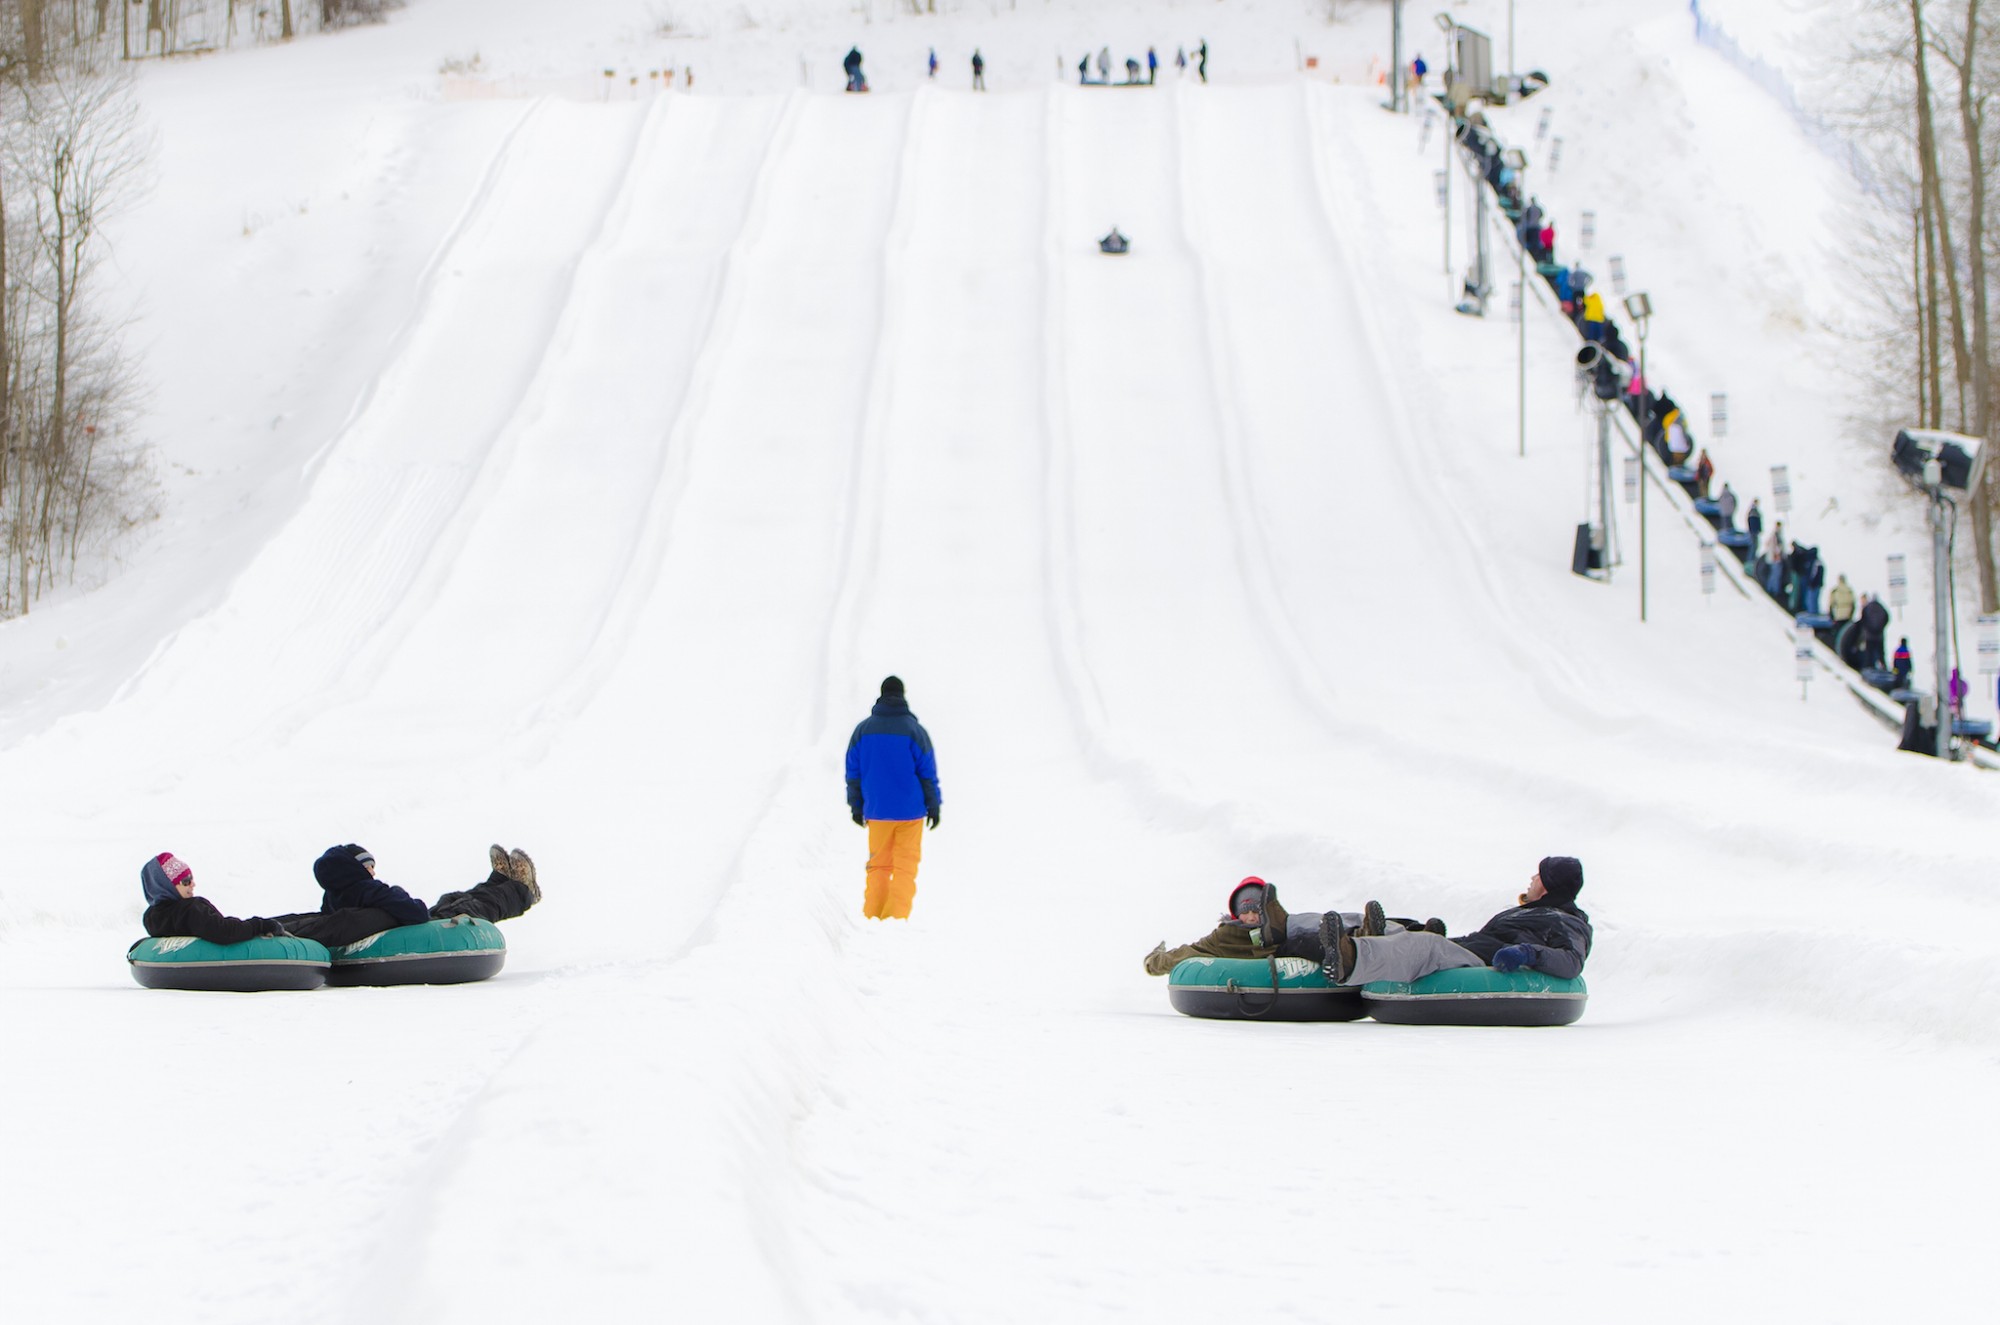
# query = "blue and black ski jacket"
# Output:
<box><xmin>844</xmin><ymin>697</ymin><xmax>941</xmax><ymax>822</ymax></box>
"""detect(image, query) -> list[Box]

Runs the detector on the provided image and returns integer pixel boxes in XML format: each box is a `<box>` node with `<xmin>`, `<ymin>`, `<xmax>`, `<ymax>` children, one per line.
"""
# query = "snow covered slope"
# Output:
<box><xmin>2</xmin><ymin>3</ymin><xmax>1996</xmax><ymax>1323</ymax></box>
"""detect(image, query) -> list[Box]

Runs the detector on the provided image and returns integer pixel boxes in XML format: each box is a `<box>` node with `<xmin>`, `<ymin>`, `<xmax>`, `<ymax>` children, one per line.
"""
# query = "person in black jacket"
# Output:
<box><xmin>283</xmin><ymin>843</ymin><xmax>540</xmax><ymax>945</ymax></box>
<box><xmin>140</xmin><ymin>852</ymin><xmax>288</xmax><ymax>945</ymax></box>
<box><xmin>1320</xmin><ymin>856</ymin><xmax>1593</xmax><ymax>985</ymax></box>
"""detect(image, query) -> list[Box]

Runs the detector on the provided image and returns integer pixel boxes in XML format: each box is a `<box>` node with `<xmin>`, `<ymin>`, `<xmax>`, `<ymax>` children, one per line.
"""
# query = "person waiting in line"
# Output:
<box><xmin>1893</xmin><ymin>636</ymin><xmax>1914</xmax><ymax>687</ymax></box>
<box><xmin>1717</xmin><ymin>481</ymin><xmax>1738</xmax><ymax>530</ymax></box>
<box><xmin>1829</xmin><ymin>572</ymin><xmax>1857</xmax><ymax>624</ymax></box>
<box><xmin>971</xmin><ymin>48</ymin><xmax>986</xmax><ymax>90</ymax></box>
<box><xmin>1859</xmin><ymin>594</ymin><xmax>1892</xmax><ymax>670</ymax></box>
<box><xmin>1694</xmin><ymin>449</ymin><xmax>1715</xmax><ymax>500</ymax></box>
<box><xmin>1745</xmin><ymin>497</ymin><xmax>1763</xmax><ymax>549</ymax></box>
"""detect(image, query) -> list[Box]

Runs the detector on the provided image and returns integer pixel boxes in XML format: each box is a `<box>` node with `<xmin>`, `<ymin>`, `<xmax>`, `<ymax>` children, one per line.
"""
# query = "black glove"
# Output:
<box><xmin>1491</xmin><ymin>944</ymin><xmax>1535</xmax><ymax>974</ymax></box>
<box><xmin>926</xmin><ymin>806</ymin><xmax>941</xmax><ymax>830</ymax></box>
<box><xmin>257</xmin><ymin>918</ymin><xmax>288</xmax><ymax>938</ymax></box>
<box><xmin>851</xmin><ymin>808</ymin><xmax>865</xmax><ymax>827</ymax></box>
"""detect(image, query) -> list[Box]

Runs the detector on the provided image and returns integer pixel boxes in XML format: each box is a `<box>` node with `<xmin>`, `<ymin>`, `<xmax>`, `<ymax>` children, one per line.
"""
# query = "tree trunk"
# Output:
<box><xmin>23</xmin><ymin>0</ymin><xmax>47</xmax><ymax>80</ymax></box>
<box><xmin>1957</xmin><ymin>1</ymin><xmax>1999</xmax><ymax>610</ymax></box>
<box><xmin>281</xmin><ymin>0</ymin><xmax>294</xmax><ymax>40</ymax></box>
<box><xmin>0</xmin><ymin>160</ymin><xmax>10</xmax><ymax>537</ymax></box>
<box><xmin>1914</xmin><ymin>1</ymin><xmax>1974</xmax><ymax>429</ymax></box>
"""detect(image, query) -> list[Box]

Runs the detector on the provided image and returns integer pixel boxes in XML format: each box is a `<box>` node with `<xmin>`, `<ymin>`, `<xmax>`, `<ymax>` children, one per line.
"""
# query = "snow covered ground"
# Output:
<box><xmin>3</xmin><ymin>3</ymin><xmax>1997</xmax><ymax>1322</ymax></box>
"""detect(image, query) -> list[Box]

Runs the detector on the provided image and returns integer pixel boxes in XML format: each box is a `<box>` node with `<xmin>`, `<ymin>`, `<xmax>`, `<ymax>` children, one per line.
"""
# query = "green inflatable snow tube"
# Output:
<box><xmin>1361</xmin><ymin>967</ymin><xmax>1587</xmax><ymax>1027</ymax></box>
<box><xmin>1167</xmin><ymin>956</ymin><xmax>1369</xmax><ymax>1022</ymax></box>
<box><xmin>128</xmin><ymin>934</ymin><xmax>331</xmax><ymax>992</ymax></box>
<box><xmin>326</xmin><ymin>916</ymin><xmax>506</xmax><ymax>987</ymax></box>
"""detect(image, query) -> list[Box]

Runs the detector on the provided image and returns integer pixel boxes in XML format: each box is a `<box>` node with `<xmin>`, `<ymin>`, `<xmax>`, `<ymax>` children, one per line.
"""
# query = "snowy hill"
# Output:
<box><xmin>3</xmin><ymin>3</ymin><xmax>1997</xmax><ymax>1322</ymax></box>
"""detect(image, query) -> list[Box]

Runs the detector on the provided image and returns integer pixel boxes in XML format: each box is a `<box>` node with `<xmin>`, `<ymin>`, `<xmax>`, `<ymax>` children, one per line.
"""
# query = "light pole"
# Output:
<box><xmin>1390</xmin><ymin>0</ymin><xmax>1405</xmax><ymax>113</ymax></box>
<box><xmin>1927</xmin><ymin>470</ymin><xmax>1953</xmax><ymax>757</ymax></box>
<box><xmin>1625</xmin><ymin>291</ymin><xmax>1653</xmax><ymax>622</ymax></box>
<box><xmin>1505</xmin><ymin>146</ymin><xmax>1527</xmax><ymax>458</ymax></box>
<box><xmin>1436</xmin><ymin>14</ymin><xmax>1456</xmax><ymax>275</ymax></box>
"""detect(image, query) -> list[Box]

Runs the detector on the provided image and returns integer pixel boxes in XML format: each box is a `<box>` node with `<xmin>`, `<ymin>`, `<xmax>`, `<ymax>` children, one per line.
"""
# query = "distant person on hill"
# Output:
<box><xmin>928</xmin><ymin>48</ymin><xmax>938</xmax><ymax>80</ymax></box>
<box><xmin>972</xmin><ymin>48</ymin><xmax>985</xmax><ymax>90</ymax></box>
<box><xmin>1176</xmin><ymin>46</ymin><xmax>1187</xmax><ymax>75</ymax></box>
<box><xmin>1694</xmin><ymin>449</ymin><xmax>1715</xmax><ymax>500</ymax></box>
<box><xmin>1125</xmin><ymin>56</ymin><xmax>1142</xmax><ymax>83</ymax></box>
<box><xmin>1098</xmin><ymin>46</ymin><xmax>1111</xmax><ymax>81</ymax></box>
<box><xmin>1197</xmin><ymin>38</ymin><xmax>1209</xmax><ymax>83</ymax></box>
<box><xmin>1321</xmin><ymin>858</ymin><xmax>1593</xmax><ymax>986</ymax></box>
<box><xmin>1717</xmin><ymin>482</ymin><xmax>1738</xmax><ymax>530</ymax></box>
<box><xmin>1078</xmin><ymin>54</ymin><xmax>1093</xmax><ymax>84</ymax></box>
<box><xmin>1893</xmin><ymin>636</ymin><xmax>1914</xmax><ymax>687</ymax></box>
<box><xmin>1099</xmin><ymin>226</ymin><xmax>1130</xmax><ymax>254</ymax></box>
<box><xmin>843</xmin><ymin>46</ymin><xmax>866</xmax><ymax>93</ymax></box>
<box><xmin>845</xmin><ymin>676</ymin><xmax>942</xmax><ymax>921</ymax></box>
<box><xmin>1148</xmin><ymin>47</ymin><xmax>1159</xmax><ymax>83</ymax></box>
<box><xmin>1829</xmin><ymin>572</ymin><xmax>1856</xmax><ymax>623</ymax></box>
<box><xmin>1745</xmin><ymin>497</ymin><xmax>1763</xmax><ymax>548</ymax></box>
<box><xmin>1860</xmin><ymin>594</ymin><xmax>1892</xmax><ymax>670</ymax></box>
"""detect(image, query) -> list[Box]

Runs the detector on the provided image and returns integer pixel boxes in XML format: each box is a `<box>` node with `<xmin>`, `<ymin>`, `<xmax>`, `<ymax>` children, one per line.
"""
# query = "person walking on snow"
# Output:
<box><xmin>971</xmin><ymin>48</ymin><xmax>985</xmax><ymax>90</ymax></box>
<box><xmin>928</xmin><ymin>47</ymin><xmax>937</xmax><ymax>79</ymax></box>
<box><xmin>846</xmin><ymin>676</ymin><xmax>942</xmax><ymax>920</ymax></box>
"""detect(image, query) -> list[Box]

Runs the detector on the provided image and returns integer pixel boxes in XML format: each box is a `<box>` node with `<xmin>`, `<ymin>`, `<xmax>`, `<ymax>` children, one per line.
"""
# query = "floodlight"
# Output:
<box><xmin>1892</xmin><ymin>428</ymin><xmax>1987</xmax><ymax>494</ymax></box>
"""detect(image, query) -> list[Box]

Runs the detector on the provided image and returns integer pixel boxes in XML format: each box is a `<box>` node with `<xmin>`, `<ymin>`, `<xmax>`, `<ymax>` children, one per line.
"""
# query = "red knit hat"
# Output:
<box><xmin>154</xmin><ymin>852</ymin><xmax>192</xmax><ymax>886</ymax></box>
<box><xmin>1228</xmin><ymin>876</ymin><xmax>1268</xmax><ymax>919</ymax></box>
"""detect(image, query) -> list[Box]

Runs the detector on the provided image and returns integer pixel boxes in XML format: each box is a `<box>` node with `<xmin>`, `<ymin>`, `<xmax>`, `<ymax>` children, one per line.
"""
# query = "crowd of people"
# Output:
<box><xmin>1452</xmin><ymin>109</ymin><xmax>1940</xmax><ymax>717</ymax></box>
<box><xmin>842</xmin><ymin>40</ymin><xmax>1212</xmax><ymax>93</ymax></box>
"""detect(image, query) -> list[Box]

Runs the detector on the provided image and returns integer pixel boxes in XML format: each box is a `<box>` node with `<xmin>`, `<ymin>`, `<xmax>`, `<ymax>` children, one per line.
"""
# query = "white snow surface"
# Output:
<box><xmin>3</xmin><ymin>2</ymin><xmax>1997</xmax><ymax>1322</ymax></box>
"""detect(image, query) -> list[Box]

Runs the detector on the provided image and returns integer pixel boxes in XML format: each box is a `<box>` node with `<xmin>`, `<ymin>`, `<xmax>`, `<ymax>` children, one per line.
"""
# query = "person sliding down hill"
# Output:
<box><xmin>1141</xmin><ymin>879</ymin><xmax>1443</xmax><ymax>975</ymax></box>
<box><xmin>845</xmin><ymin>676</ymin><xmax>942</xmax><ymax>920</ymax></box>
<box><xmin>1319</xmin><ymin>857</ymin><xmax>1593</xmax><ymax>986</ymax></box>
<box><xmin>286</xmin><ymin>843</ymin><xmax>540</xmax><ymax>945</ymax></box>
<box><xmin>140</xmin><ymin>853</ymin><xmax>290</xmax><ymax>946</ymax></box>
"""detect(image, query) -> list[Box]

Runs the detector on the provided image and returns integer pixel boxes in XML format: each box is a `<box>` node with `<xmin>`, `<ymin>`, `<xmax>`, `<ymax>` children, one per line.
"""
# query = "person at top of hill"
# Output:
<box><xmin>972</xmin><ymin>48</ymin><xmax>986</xmax><ymax>90</ymax></box>
<box><xmin>845</xmin><ymin>676</ymin><xmax>942</xmax><ymax>921</ymax></box>
<box><xmin>140</xmin><ymin>852</ymin><xmax>289</xmax><ymax>946</ymax></box>
<box><xmin>1829</xmin><ymin>572</ymin><xmax>1856</xmax><ymax>623</ymax></box>
<box><xmin>1893</xmin><ymin>636</ymin><xmax>1913</xmax><ymax>686</ymax></box>
<box><xmin>843</xmin><ymin>46</ymin><xmax>866</xmax><ymax>93</ymax></box>
<box><xmin>141</xmin><ymin>845</ymin><xmax>542</xmax><ymax>948</ymax></box>
<box><xmin>1320</xmin><ymin>858</ymin><xmax>1593</xmax><ymax>987</ymax></box>
<box><xmin>1143</xmin><ymin>880</ymin><xmax>1443</xmax><ymax>975</ymax></box>
<box><xmin>1099</xmin><ymin>227</ymin><xmax>1129</xmax><ymax>254</ymax></box>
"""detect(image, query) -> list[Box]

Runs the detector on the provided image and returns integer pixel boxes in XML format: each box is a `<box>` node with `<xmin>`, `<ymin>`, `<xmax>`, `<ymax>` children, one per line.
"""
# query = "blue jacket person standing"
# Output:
<box><xmin>845</xmin><ymin>676</ymin><xmax>942</xmax><ymax>920</ymax></box>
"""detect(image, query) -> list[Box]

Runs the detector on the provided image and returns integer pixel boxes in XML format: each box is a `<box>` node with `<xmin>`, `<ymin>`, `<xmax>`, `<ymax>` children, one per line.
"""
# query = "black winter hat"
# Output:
<box><xmin>880</xmin><ymin>675</ymin><xmax>905</xmax><ymax>698</ymax></box>
<box><xmin>1537</xmin><ymin>856</ymin><xmax>1583</xmax><ymax>904</ymax></box>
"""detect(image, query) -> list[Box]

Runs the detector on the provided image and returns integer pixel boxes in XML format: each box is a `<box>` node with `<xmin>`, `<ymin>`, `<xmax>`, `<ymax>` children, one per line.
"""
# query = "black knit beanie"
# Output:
<box><xmin>880</xmin><ymin>675</ymin><xmax>905</xmax><ymax>698</ymax></box>
<box><xmin>1538</xmin><ymin>856</ymin><xmax>1583</xmax><ymax>903</ymax></box>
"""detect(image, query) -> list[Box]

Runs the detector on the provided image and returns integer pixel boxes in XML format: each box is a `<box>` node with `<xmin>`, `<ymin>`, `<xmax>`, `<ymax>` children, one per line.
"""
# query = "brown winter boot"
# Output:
<box><xmin>1362</xmin><ymin>900</ymin><xmax>1387</xmax><ymax>937</ymax></box>
<box><xmin>508</xmin><ymin>848</ymin><xmax>541</xmax><ymax>905</ymax></box>
<box><xmin>489</xmin><ymin>844</ymin><xmax>510</xmax><ymax>879</ymax></box>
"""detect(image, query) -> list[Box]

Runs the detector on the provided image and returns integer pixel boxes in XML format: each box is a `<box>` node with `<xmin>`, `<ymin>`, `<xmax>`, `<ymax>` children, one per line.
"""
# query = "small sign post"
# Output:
<box><xmin>1580</xmin><ymin>210</ymin><xmax>1595</xmax><ymax>250</ymax></box>
<box><xmin>1700</xmin><ymin>543</ymin><xmax>1717</xmax><ymax>597</ymax></box>
<box><xmin>1889</xmin><ymin>554</ymin><xmax>1909</xmax><ymax>608</ymax></box>
<box><xmin>1771</xmin><ymin>464</ymin><xmax>1792</xmax><ymax>515</ymax></box>
<box><xmin>1710</xmin><ymin>392</ymin><xmax>1728</xmax><ymax>438</ymax></box>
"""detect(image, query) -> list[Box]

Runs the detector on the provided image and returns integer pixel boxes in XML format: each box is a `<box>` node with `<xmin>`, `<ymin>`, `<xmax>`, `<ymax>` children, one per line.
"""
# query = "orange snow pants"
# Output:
<box><xmin>863</xmin><ymin>818</ymin><xmax>925</xmax><ymax>920</ymax></box>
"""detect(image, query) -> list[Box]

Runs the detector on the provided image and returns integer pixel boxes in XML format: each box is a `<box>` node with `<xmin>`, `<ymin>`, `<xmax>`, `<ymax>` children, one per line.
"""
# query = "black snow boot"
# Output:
<box><xmin>1319</xmin><ymin>912</ymin><xmax>1356</xmax><ymax>984</ymax></box>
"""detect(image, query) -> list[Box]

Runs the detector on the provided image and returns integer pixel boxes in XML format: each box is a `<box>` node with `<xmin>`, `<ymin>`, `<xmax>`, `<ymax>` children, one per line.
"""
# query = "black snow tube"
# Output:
<box><xmin>1361</xmin><ymin>967</ymin><xmax>1587</xmax><ymax>1026</ymax></box>
<box><xmin>128</xmin><ymin>934</ymin><xmax>331</xmax><ymax>992</ymax></box>
<box><xmin>1167</xmin><ymin>956</ymin><xmax>1368</xmax><ymax>1022</ymax></box>
<box><xmin>326</xmin><ymin>917</ymin><xmax>507</xmax><ymax>987</ymax></box>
